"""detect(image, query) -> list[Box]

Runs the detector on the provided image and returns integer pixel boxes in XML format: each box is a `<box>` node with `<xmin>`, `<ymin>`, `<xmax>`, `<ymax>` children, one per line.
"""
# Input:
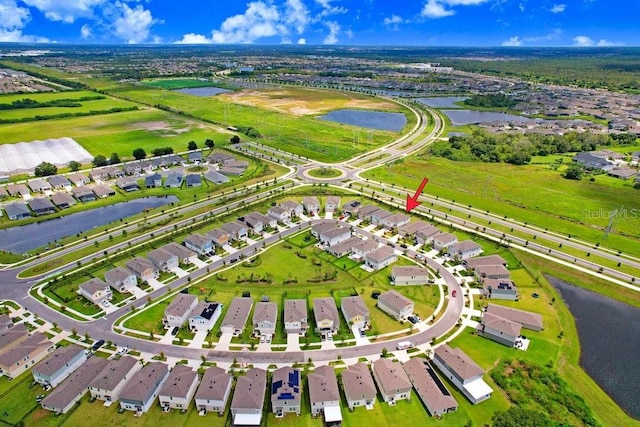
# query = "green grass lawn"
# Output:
<box><xmin>142</xmin><ymin>78</ymin><xmax>235</xmax><ymax>90</ymax></box>
<box><xmin>0</xmin><ymin>371</ymin><xmax>44</xmax><ymax>425</ymax></box>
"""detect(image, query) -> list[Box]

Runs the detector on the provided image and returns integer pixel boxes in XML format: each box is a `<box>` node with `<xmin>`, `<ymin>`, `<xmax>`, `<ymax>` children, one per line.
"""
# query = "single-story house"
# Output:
<box><xmin>483</xmin><ymin>279</ymin><xmax>518</xmax><ymax>300</ymax></box>
<box><xmin>88</xmin><ymin>355</ymin><xmax>140</xmax><ymax>403</ymax></box>
<box><xmin>164</xmin><ymin>172</ymin><xmax>183</xmax><ymax>188</ymax></box>
<box><xmin>377</xmin><ymin>290</ymin><xmax>414</xmax><ymax>320</ymax></box>
<box><xmin>116</xmin><ymin>177</ymin><xmax>140</xmax><ymax>192</ymax></box>
<box><xmin>463</xmin><ymin>255</ymin><xmax>507</xmax><ymax>270</ymax></box>
<box><xmin>607</xmin><ymin>167</ymin><xmax>638</xmax><ymax>180</ymax></box>
<box><xmin>104</xmin><ymin>267</ymin><xmax>138</xmax><ymax>293</ymax></box>
<box><xmin>145</xmin><ymin>173</ymin><xmax>162</xmax><ymax>188</ymax></box>
<box><xmin>403</xmin><ymin>358</ymin><xmax>457</xmax><ymax>417</ymax></box>
<box><xmin>485</xmin><ymin>304</ymin><xmax>544</xmax><ymax>331</ymax></box>
<box><xmin>208</xmin><ymin>152</ymin><xmax>235</xmax><ymax>164</ymax></box>
<box><xmin>271</xmin><ymin>367</ymin><xmax>302</xmax><ymax>417</ymax></box>
<box><xmin>432</xmin><ymin>345</ymin><xmax>493</xmax><ymax>404</ymax></box>
<box><xmin>51</xmin><ymin>192</ymin><xmax>76</xmax><ymax>209</ymax></box>
<box><xmin>28</xmin><ymin>197</ymin><xmax>56</xmax><ymax>216</ymax></box>
<box><xmin>341</xmin><ymin>295</ymin><xmax>369</xmax><ymax>329</ymax></box>
<box><xmin>72</xmin><ymin>185</ymin><xmax>96</xmax><ymax>202</ymax></box>
<box><xmin>308</xmin><ymin>365</ymin><xmax>341</xmax><ymax>423</ymax></box>
<box><xmin>474</xmin><ymin>264</ymin><xmax>511</xmax><ymax>281</ymax></box>
<box><xmin>194</xmin><ymin>366</ymin><xmax>233</xmax><ymax>415</ymax></box>
<box><xmin>163</xmin><ymin>293</ymin><xmax>199</xmax><ymax>329</ymax></box>
<box><xmin>252</xmin><ymin>302</ymin><xmax>277</xmax><ymax>336</ymax></box>
<box><xmin>203</xmin><ymin>170</ymin><xmax>230</xmax><ymax>184</ymax></box>
<box><xmin>47</xmin><ymin>175</ymin><xmax>71</xmax><ymax>190</ymax></box>
<box><xmin>391</xmin><ymin>266</ymin><xmax>430</xmax><ymax>286</ymax></box>
<box><xmin>365</xmin><ymin>246</ymin><xmax>397</xmax><ymax>271</ymax></box>
<box><xmin>342</xmin><ymin>363</ymin><xmax>377</xmax><ymax>410</ymax></box>
<box><xmin>185</xmin><ymin>174</ymin><xmax>202</xmax><ymax>187</ymax></box>
<box><xmin>67</xmin><ymin>173</ymin><xmax>89</xmax><ymax>187</ymax></box>
<box><xmin>478</xmin><ymin>312</ymin><xmax>522</xmax><ymax>347</ymax></box>
<box><xmin>79</xmin><ymin>278</ymin><xmax>112</xmax><ymax>304</ymax></box>
<box><xmin>220</xmin><ymin>297</ymin><xmax>253</xmax><ymax>336</ymax></box>
<box><xmin>447</xmin><ymin>240</ymin><xmax>483</xmax><ymax>260</ymax></box>
<box><xmin>219</xmin><ymin>165</ymin><xmax>246</xmax><ymax>176</ymax></box>
<box><xmin>188</xmin><ymin>151</ymin><xmax>203</xmax><ymax>164</ymax></box>
<box><xmin>32</xmin><ymin>344</ymin><xmax>87</xmax><ymax>388</ymax></box>
<box><xmin>184</xmin><ymin>234</ymin><xmax>213</xmax><ymax>256</ymax></box>
<box><xmin>6</xmin><ymin>183</ymin><xmax>30</xmax><ymax>197</ymax></box>
<box><xmin>125</xmin><ymin>257</ymin><xmax>159</xmax><ymax>282</ymax></box>
<box><xmin>4</xmin><ymin>202</ymin><xmax>31</xmax><ymax>220</ymax></box>
<box><xmin>372</xmin><ymin>358</ymin><xmax>412</xmax><ymax>404</ymax></box>
<box><xmin>313</xmin><ymin>297</ymin><xmax>340</xmax><ymax>336</ymax></box>
<box><xmin>147</xmin><ymin>248</ymin><xmax>179</xmax><ymax>272</ymax></box>
<box><xmin>28</xmin><ymin>178</ymin><xmax>52</xmax><ymax>193</ymax></box>
<box><xmin>230</xmin><ymin>368</ymin><xmax>267</xmax><ymax>427</ymax></box>
<box><xmin>189</xmin><ymin>301</ymin><xmax>223</xmax><ymax>332</ymax></box>
<box><xmin>283</xmin><ymin>299</ymin><xmax>308</xmax><ymax>335</ymax></box>
<box><xmin>92</xmin><ymin>185</ymin><xmax>115</xmax><ymax>199</ymax></box>
<box><xmin>158</xmin><ymin>364</ymin><xmax>200</xmax><ymax>410</ymax></box>
<box><xmin>119</xmin><ymin>362</ymin><xmax>170</xmax><ymax>414</ymax></box>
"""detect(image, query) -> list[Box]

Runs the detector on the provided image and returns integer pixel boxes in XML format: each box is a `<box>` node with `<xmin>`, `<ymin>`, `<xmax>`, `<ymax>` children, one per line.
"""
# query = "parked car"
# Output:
<box><xmin>407</xmin><ymin>316</ymin><xmax>418</xmax><ymax>324</ymax></box>
<box><xmin>91</xmin><ymin>339</ymin><xmax>105</xmax><ymax>351</ymax></box>
<box><xmin>171</xmin><ymin>326</ymin><xmax>179</xmax><ymax>336</ymax></box>
<box><xmin>451</xmin><ymin>290</ymin><xmax>457</xmax><ymax>298</ymax></box>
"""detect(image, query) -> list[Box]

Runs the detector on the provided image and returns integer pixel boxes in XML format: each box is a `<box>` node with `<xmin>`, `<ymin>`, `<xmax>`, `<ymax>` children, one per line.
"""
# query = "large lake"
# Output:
<box><xmin>549</xmin><ymin>276</ymin><xmax>640</xmax><ymax>419</ymax></box>
<box><xmin>175</xmin><ymin>87</ymin><xmax>231</xmax><ymax>96</ymax></box>
<box><xmin>318</xmin><ymin>109</ymin><xmax>407</xmax><ymax>132</ymax></box>
<box><xmin>0</xmin><ymin>196</ymin><xmax>178</xmax><ymax>254</ymax></box>
<box><xmin>416</xmin><ymin>97</ymin><xmax>468</xmax><ymax>108</ymax></box>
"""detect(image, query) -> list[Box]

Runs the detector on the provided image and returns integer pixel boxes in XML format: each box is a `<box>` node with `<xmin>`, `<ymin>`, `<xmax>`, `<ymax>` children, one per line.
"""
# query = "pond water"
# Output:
<box><xmin>0</xmin><ymin>196</ymin><xmax>179</xmax><ymax>254</ymax></box>
<box><xmin>318</xmin><ymin>109</ymin><xmax>407</xmax><ymax>132</ymax></box>
<box><xmin>416</xmin><ymin>96</ymin><xmax>468</xmax><ymax>108</ymax></box>
<box><xmin>175</xmin><ymin>87</ymin><xmax>232</xmax><ymax>96</ymax></box>
<box><xmin>441</xmin><ymin>109</ymin><xmax>532</xmax><ymax>126</ymax></box>
<box><xmin>549</xmin><ymin>275</ymin><xmax>640</xmax><ymax>419</ymax></box>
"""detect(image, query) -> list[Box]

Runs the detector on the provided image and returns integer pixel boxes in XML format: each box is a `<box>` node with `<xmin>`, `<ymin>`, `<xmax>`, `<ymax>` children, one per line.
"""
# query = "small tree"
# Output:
<box><xmin>92</xmin><ymin>155</ymin><xmax>108</xmax><ymax>167</ymax></box>
<box><xmin>34</xmin><ymin>161</ymin><xmax>57</xmax><ymax>177</ymax></box>
<box><xmin>188</xmin><ymin>140</ymin><xmax>197</xmax><ymax>150</ymax></box>
<box><xmin>68</xmin><ymin>160</ymin><xmax>81</xmax><ymax>171</ymax></box>
<box><xmin>109</xmin><ymin>152</ymin><xmax>121</xmax><ymax>165</ymax></box>
<box><xmin>230</xmin><ymin>135</ymin><xmax>240</xmax><ymax>144</ymax></box>
<box><xmin>205</xmin><ymin>139</ymin><xmax>215</xmax><ymax>149</ymax></box>
<box><xmin>564</xmin><ymin>163</ymin><xmax>584</xmax><ymax>180</ymax></box>
<box><xmin>132</xmin><ymin>148</ymin><xmax>146</xmax><ymax>160</ymax></box>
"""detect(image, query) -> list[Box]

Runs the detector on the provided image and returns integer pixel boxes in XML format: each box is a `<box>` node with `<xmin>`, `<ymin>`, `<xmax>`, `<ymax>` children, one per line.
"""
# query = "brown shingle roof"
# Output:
<box><xmin>33</xmin><ymin>344</ymin><xmax>84</xmax><ymax>377</ymax></box>
<box><xmin>308</xmin><ymin>365</ymin><xmax>340</xmax><ymax>404</ymax></box>
<box><xmin>342</xmin><ymin>363</ymin><xmax>376</xmax><ymax>401</ymax></box>
<box><xmin>313</xmin><ymin>297</ymin><xmax>340</xmax><ymax>326</ymax></box>
<box><xmin>252</xmin><ymin>302</ymin><xmax>277</xmax><ymax>324</ymax></box>
<box><xmin>341</xmin><ymin>296</ymin><xmax>369</xmax><ymax>320</ymax></box>
<box><xmin>195</xmin><ymin>366</ymin><xmax>232</xmax><ymax>401</ymax></box>
<box><xmin>165</xmin><ymin>293</ymin><xmax>198</xmax><ymax>318</ymax></box>
<box><xmin>372</xmin><ymin>358</ymin><xmax>411</xmax><ymax>395</ymax></box>
<box><xmin>119</xmin><ymin>362</ymin><xmax>169</xmax><ymax>403</ymax></box>
<box><xmin>434</xmin><ymin>345</ymin><xmax>483</xmax><ymax>381</ymax></box>
<box><xmin>403</xmin><ymin>358</ymin><xmax>457</xmax><ymax>415</ymax></box>
<box><xmin>89</xmin><ymin>355</ymin><xmax>138</xmax><ymax>392</ymax></box>
<box><xmin>159</xmin><ymin>364</ymin><xmax>198</xmax><ymax>398</ymax></box>
<box><xmin>378</xmin><ymin>290</ymin><xmax>413</xmax><ymax>313</ymax></box>
<box><xmin>486</xmin><ymin>304</ymin><xmax>543</xmax><ymax>330</ymax></box>
<box><xmin>231</xmin><ymin>368</ymin><xmax>266</xmax><ymax>411</ymax></box>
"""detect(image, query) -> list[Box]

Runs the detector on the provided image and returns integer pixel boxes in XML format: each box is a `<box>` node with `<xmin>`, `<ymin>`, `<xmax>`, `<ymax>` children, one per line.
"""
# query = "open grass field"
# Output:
<box><xmin>142</xmin><ymin>78</ymin><xmax>234</xmax><ymax>90</ymax></box>
<box><xmin>363</xmin><ymin>154</ymin><xmax>640</xmax><ymax>256</ymax></box>
<box><xmin>110</xmin><ymin>85</ymin><xmax>413</xmax><ymax>163</ymax></box>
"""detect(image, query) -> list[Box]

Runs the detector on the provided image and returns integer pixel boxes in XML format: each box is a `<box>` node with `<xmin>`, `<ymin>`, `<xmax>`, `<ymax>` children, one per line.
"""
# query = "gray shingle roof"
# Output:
<box><xmin>308</xmin><ymin>366</ymin><xmax>340</xmax><ymax>404</ymax></box>
<box><xmin>159</xmin><ymin>364</ymin><xmax>198</xmax><ymax>398</ymax></box>
<box><xmin>195</xmin><ymin>366</ymin><xmax>232</xmax><ymax>401</ymax></box>
<box><xmin>33</xmin><ymin>344</ymin><xmax>84</xmax><ymax>377</ymax></box>
<box><xmin>89</xmin><ymin>355</ymin><xmax>138</xmax><ymax>392</ymax></box>
<box><xmin>119</xmin><ymin>362</ymin><xmax>169</xmax><ymax>402</ymax></box>
<box><xmin>231</xmin><ymin>368</ymin><xmax>266</xmax><ymax>411</ymax></box>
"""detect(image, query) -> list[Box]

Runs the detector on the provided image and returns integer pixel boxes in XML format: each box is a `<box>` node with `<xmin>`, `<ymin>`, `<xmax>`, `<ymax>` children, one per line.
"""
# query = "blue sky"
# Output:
<box><xmin>0</xmin><ymin>0</ymin><xmax>637</xmax><ymax>46</ymax></box>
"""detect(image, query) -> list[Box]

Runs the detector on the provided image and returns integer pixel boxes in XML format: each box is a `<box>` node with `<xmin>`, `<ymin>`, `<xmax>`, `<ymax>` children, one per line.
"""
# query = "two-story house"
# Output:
<box><xmin>194</xmin><ymin>366</ymin><xmax>233</xmax><ymax>415</ymax></box>
<box><xmin>163</xmin><ymin>293</ymin><xmax>199</xmax><ymax>329</ymax></box>
<box><xmin>158</xmin><ymin>364</ymin><xmax>200</xmax><ymax>411</ymax></box>
<box><xmin>283</xmin><ymin>299</ymin><xmax>308</xmax><ymax>335</ymax></box>
<box><xmin>372</xmin><ymin>358</ymin><xmax>412</xmax><ymax>405</ymax></box>
<box><xmin>252</xmin><ymin>302</ymin><xmax>277</xmax><ymax>337</ymax></box>
<box><xmin>88</xmin><ymin>355</ymin><xmax>140</xmax><ymax>404</ymax></box>
<box><xmin>271</xmin><ymin>367</ymin><xmax>302</xmax><ymax>417</ymax></box>
<box><xmin>308</xmin><ymin>366</ymin><xmax>341</xmax><ymax>424</ymax></box>
<box><xmin>119</xmin><ymin>362</ymin><xmax>170</xmax><ymax>414</ymax></box>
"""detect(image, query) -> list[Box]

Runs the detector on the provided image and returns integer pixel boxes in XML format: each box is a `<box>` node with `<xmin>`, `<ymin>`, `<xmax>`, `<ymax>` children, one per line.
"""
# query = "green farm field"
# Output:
<box><xmin>363</xmin><ymin>155</ymin><xmax>640</xmax><ymax>256</ymax></box>
<box><xmin>111</xmin><ymin>85</ymin><xmax>414</xmax><ymax>163</ymax></box>
<box><xmin>142</xmin><ymin>78</ymin><xmax>236</xmax><ymax>90</ymax></box>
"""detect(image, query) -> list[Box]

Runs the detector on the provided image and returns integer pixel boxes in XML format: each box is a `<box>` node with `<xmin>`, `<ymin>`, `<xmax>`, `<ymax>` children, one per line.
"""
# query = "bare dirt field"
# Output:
<box><xmin>218</xmin><ymin>87</ymin><xmax>398</xmax><ymax>116</ymax></box>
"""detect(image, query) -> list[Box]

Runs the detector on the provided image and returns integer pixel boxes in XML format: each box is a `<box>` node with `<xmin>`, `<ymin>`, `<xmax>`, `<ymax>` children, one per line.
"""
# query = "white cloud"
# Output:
<box><xmin>573</xmin><ymin>35</ymin><xmax>594</xmax><ymax>46</ymax></box>
<box><xmin>383</xmin><ymin>14</ymin><xmax>403</xmax><ymax>25</ymax></box>
<box><xmin>80</xmin><ymin>24</ymin><xmax>92</xmax><ymax>39</ymax></box>
<box><xmin>315</xmin><ymin>0</ymin><xmax>347</xmax><ymax>17</ymax></box>
<box><xmin>212</xmin><ymin>1</ymin><xmax>282</xmax><ymax>44</ymax></box>
<box><xmin>21</xmin><ymin>0</ymin><xmax>104</xmax><ymax>23</ymax></box>
<box><xmin>0</xmin><ymin>29</ymin><xmax>50</xmax><ymax>42</ymax></box>
<box><xmin>518</xmin><ymin>2</ymin><xmax>525</xmax><ymax>12</ymax></box>
<box><xmin>421</xmin><ymin>0</ymin><xmax>490</xmax><ymax>18</ymax></box>
<box><xmin>285</xmin><ymin>0</ymin><xmax>310</xmax><ymax>34</ymax></box>
<box><xmin>0</xmin><ymin>0</ymin><xmax>50</xmax><ymax>42</ymax></box>
<box><xmin>596</xmin><ymin>39</ymin><xmax>622</xmax><ymax>46</ymax></box>
<box><xmin>323</xmin><ymin>21</ymin><xmax>339</xmax><ymax>44</ymax></box>
<box><xmin>502</xmin><ymin>36</ymin><xmax>522</xmax><ymax>46</ymax></box>
<box><xmin>550</xmin><ymin>3</ymin><xmax>566</xmax><ymax>13</ymax></box>
<box><xmin>297</xmin><ymin>37</ymin><xmax>306</xmax><ymax>44</ymax></box>
<box><xmin>112</xmin><ymin>1</ymin><xmax>159</xmax><ymax>44</ymax></box>
<box><xmin>176</xmin><ymin>33</ymin><xmax>211</xmax><ymax>44</ymax></box>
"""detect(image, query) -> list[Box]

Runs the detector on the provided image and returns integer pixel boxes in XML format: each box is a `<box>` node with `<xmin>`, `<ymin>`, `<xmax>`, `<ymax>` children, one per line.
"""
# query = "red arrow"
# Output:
<box><xmin>406</xmin><ymin>178</ymin><xmax>429</xmax><ymax>213</ymax></box>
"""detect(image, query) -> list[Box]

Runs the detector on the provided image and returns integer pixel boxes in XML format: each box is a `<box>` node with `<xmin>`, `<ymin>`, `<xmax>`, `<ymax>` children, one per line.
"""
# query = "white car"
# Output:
<box><xmin>115</xmin><ymin>346</ymin><xmax>128</xmax><ymax>356</ymax></box>
<box><xmin>100</xmin><ymin>300</ymin><xmax>109</xmax><ymax>308</ymax></box>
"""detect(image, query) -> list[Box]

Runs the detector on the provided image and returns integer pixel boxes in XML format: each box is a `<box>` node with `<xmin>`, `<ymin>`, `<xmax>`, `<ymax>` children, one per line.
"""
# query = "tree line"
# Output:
<box><xmin>0</xmin><ymin>95</ymin><xmax>105</xmax><ymax>110</ymax></box>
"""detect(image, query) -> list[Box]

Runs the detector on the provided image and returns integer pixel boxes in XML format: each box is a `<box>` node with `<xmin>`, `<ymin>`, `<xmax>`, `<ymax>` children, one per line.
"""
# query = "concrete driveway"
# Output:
<box><xmin>285</xmin><ymin>333</ymin><xmax>301</xmax><ymax>351</ymax></box>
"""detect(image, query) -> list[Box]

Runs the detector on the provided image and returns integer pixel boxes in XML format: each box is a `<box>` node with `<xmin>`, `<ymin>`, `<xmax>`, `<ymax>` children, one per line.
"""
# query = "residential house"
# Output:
<box><xmin>72</xmin><ymin>185</ymin><xmax>96</xmax><ymax>202</ymax></box>
<box><xmin>189</xmin><ymin>302</ymin><xmax>223</xmax><ymax>332</ymax></box>
<box><xmin>158</xmin><ymin>365</ymin><xmax>199</xmax><ymax>411</ymax></box>
<box><xmin>203</xmin><ymin>170</ymin><xmax>230</xmax><ymax>184</ymax></box>
<box><xmin>88</xmin><ymin>355</ymin><xmax>140</xmax><ymax>403</ymax></box>
<box><xmin>147</xmin><ymin>248</ymin><xmax>178</xmax><ymax>272</ymax></box>
<box><xmin>463</xmin><ymin>255</ymin><xmax>507</xmax><ymax>270</ymax></box>
<box><xmin>432</xmin><ymin>345</ymin><xmax>493</xmax><ymax>404</ymax></box>
<box><xmin>358</xmin><ymin>205</ymin><xmax>382</xmax><ymax>221</ymax></box>
<box><xmin>391</xmin><ymin>266</ymin><xmax>430</xmax><ymax>286</ymax></box>
<box><xmin>312</xmin><ymin>297</ymin><xmax>340</xmax><ymax>337</ymax></box>
<box><xmin>308</xmin><ymin>365</ymin><xmax>341</xmax><ymax>424</ymax></box>
<box><xmin>351</xmin><ymin>239</ymin><xmax>379</xmax><ymax>260</ymax></box>
<box><xmin>188</xmin><ymin>151</ymin><xmax>203</xmax><ymax>164</ymax></box>
<box><xmin>206</xmin><ymin>229</ymin><xmax>229</xmax><ymax>248</ymax></box>
<box><xmin>78</xmin><ymin>278</ymin><xmax>112</xmax><ymax>304</ymax></box>
<box><xmin>194</xmin><ymin>366</ymin><xmax>233</xmax><ymax>415</ymax></box>
<box><xmin>327</xmin><ymin>237</ymin><xmax>360</xmax><ymax>258</ymax></box>
<box><xmin>4</xmin><ymin>202</ymin><xmax>31</xmax><ymax>220</ymax></box>
<box><xmin>105</xmin><ymin>267</ymin><xmax>138</xmax><ymax>293</ymax></box>
<box><xmin>341</xmin><ymin>295</ymin><xmax>369</xmax><ymax>329</ymax></box>
<box><xmin>145</xmin><ymin>173</ymin><xmax>162</xmax><ymax>188</ymax></box>
<box><xmin>474</xmin><ymin>264</ymin><xmax>511</xmax><ymax>282</ymax></box>
<box><xmin>303</xmin><ymin>196</ymin><xmax>320</xmax><ymax>215</ymax></box>
<box><xmin>311</xmin><ymin>222</ymin><xmax>337</xmax><ymax>238</ymax></box>
<box><xmin>370</xmin><ymin>209</ymin><xmax>392</xmax><ymax>226</ymax></box>
<box><xmin>125</xmin><ymin>257</ymin><xmax>159</xmax><ymax>282</ymax></box>
<box><xmin>32</xmin><ymin>344</ymin><xmax>87</xmax><ymax>388</ymax></box>
<box><xmin>271</xmin><ymin>367</ymin><xmax>302</xmax><ymax>417</ymax></box>
<box><xmin>485</xmin><ymin>304</ymin><xmax>544</xmax><ymax>331</ymax></box>
<box><xmin>230</xmin><ymin>368</ymin><xmax>267</xmax><ymax>426</ymax></box>
<box><xmin>478</xmin><ymin>312</ymin><xmax>522</xmax><ymax>347</ymax></box>
<box><xmin>267</xmin><ymin>206</ymin><xmax>290</xmax><ymax>224</ymax></box>
<box><xmin>252</xmin><ymin>302</ymin><xmax>277</xmax><ymax>337</ymax></box>
<box><xmin>283</xmin><ymin>299</ymin><xmax>308</xmax><ymax>335</ymax></box>
<box><xmin>447</xmin><ymin>240</ymin><xmax>483</xmax><ymax>260</ymax></box>
<box><xmin>163</xmin><ymin>293</ymin><xmax>199</xmax><ymax>329</ymax></box>
<box><xmin>0</xmin><ymin>323</ymin><xmax>29</xmax><ymax>353</ymax></box>
<box><xmin>185</xmin><ymin>174</ymin><xmax>202</xmax><ymax>187</ymax></box>
<box><xmin>67</xmin><ymin>173</ymin><xmax>89</xmax><ymax>187</ymax></box>
<box><xmin>50</xmin><ymin>192</ymin><xmax>76</xmax><ymax>209</ymax></box>
<box><xmin>398</xmin><ymin>221</ymin><xmax>433</xmax><ymax>238</ymax></box>
<box><xmin>607</xmin><ymin>167</ymin><xmax>638</xmax><ymax>180</ymax></box>
<box><xmin>365</xmin><ymin>246</ymin><xmax>397</xmax><ymax>271</ymax></box>
<box><xmin>243</xmin><ymin>212</ymin><xmax>264</xmax><ymax>234</ymax></box>
<box><xmin>383</xmin><ymin>213</ymin><xmax>410</xmax><ymax>230</ymax></box>
<box><xmin>208</xmin><ymin>152</ymin><xmax>235</xmax><ymax>164</ymax></box>
<box><xmin>415</xmin><ymin>226</ymin><xmax>441</xmax><ymax>246</ymax></box>
<box><xmin>403</xmin><ymin>358</ymin><xmax>457</xmax><ymax>417</ymax></box>
<box><xmin>280</xmin><ymin>200</ymin><xmax>303</xmax><ymax>217</ymax></box>
<box><xmin>432</xmin><ymin>232</ymin><xmax>459</xmax><ymax>251</ymax></box>
<box><xmin>220</xmin><ymin>297</ymin><xmax>253</xmax><ymax>336</ymax></box>
<box><xmin>164</xmin><ymin>172</ymin><xmax>183</xmax><ymax>188</ymax></box>
<box><xmin>342</xmin><ymin>200</ymin><xmax>361</xmax><ymax>216</ymax></box>
<box><xmin>318</xmin><ymin>226</ymin><xmax>352</xmax><ymax>246</ymax></box>
<box><xmin>48</xmin><ymin>176</ymin><xmax>73</xmax><ymax>190</ymax></box>
<box><xmin>162</xmin><ymin>242</ymin><xmax>197</xmax><ymax>265</ymax></box>
<box><xmin>40</xmin><ymin>357</ymin><xmax>109</xmax><ymax>414</ymax></box>
<box><xmin>122</xmin><ymin>163</ymin><xmax>142</xmax><ymax>176</ymax></box>
<box><xmin>573</xmin><ymin>152</ymin><xmax>613</xmax><ymax>171</ymax></box>
<box><xmin>372</xmin><ymin>358</ymin><xmax>412</xmax><ymax>404</ymax></box>
<box><xmin>28</xmin><ymin>197</ymin><xmax>56</xmax><ymax>215</ymax></box>
<box><xmin>342</xmin><ymin>363</ymin><xmax>377</xmax><ymax>410</ymax></box>
<box><xmin>116</xmin><ymin>177</ymin><xmax>140</xmax><ymax>192</ymax></box>
<box><xmin>219</xmin><ymin>165</ymin><xmax>246</xmax><ymax>176</ymax></box>
<box><xmin>92</xmin><ymin>185</ymin><xmax>115</xmax><ymax>198</ymax></box>
<box><xmin>221</xmin><ymin>221</ymin><xmax>248</xmax><ymax>241</ymax></box>
<box><xmin>0</xmin><ymin>333</ymin><xmax>54</xmax><ymax>379</ymax></box>
<box><xmin>184</xmin><ymin>234</ymin><xmax>213</xmax><ymax>256</ymax></box>
<box><xmin>6</xmin><ymin>183</ymin><xmax>30</xmax><ymax>197</ymax></box>
<box><xmin>119</xmin><ymin>362</ymin><xmax>170</xmax><ymax>414</ymax></box>
<box><xmin>483</xmin><ymin>279</ymin><xmax>518</xmax><ymax>300</ymax></box>
<box><xmin>325</xmin><ymin>196</ymin><xmax>341</xmax><ymax>213</ymax></box>
<box><xmin>28</xmin><ymin>178</ymin><xmax>52</xmax><ymax>193</ymax></box>
<box><xmin>377</xmin><ymin>290</ymin><xmax>414</xmax><ymax>320</ymax></box>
